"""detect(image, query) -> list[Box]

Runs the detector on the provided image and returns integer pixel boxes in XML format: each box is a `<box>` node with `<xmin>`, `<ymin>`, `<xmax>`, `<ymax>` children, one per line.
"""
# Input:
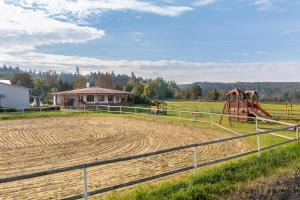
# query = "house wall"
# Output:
<box><xmin>53</xmin><ymin>94</ymin><xmax>123</xmax><ymax>106</ymax></box>
<box><xmin>83</xmin><ymin>94</ymin><xmax>122</xmax><ymax>104</ymax></box>
<box><xmin>0</xmin><ymin>83</ymin><xmax>30</xmax><ymax>109</ymax></box>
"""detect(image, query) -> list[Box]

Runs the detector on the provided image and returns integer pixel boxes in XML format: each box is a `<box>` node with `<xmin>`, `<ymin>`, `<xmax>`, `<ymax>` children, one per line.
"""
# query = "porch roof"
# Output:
<box><xmin>52</xmin><ymin>87</ymin><xmax>132</xmax><ymax>96</ymax></box>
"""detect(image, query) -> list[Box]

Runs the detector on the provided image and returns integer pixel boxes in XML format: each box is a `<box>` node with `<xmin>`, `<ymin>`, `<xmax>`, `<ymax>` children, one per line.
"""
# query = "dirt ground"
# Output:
<box><xmin>0</xmin><ymin>116</ymin><xmax>250</xmax><ymax>199</ymax></box>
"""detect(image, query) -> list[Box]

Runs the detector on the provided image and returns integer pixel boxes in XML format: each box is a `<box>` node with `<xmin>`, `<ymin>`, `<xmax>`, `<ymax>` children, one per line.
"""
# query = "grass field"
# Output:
<box><xmin>108</xmin><ymin>142</ymin><xmax>300</xmax><ymax>200</ymax></box>
<box><xmin>166</xmin><ymin>101</ymin><xmax>300</xmax><ymax>121</ymax></box>
<box><xmin>0</xmin><ymin>101</ymin><xmax>298</xmax><ymax>199</ymax></box>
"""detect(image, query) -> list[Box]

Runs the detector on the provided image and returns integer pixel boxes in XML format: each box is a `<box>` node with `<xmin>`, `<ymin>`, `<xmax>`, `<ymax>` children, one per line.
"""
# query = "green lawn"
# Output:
<box><xmin>166</xmin><ymin>101</ymin><xmax>300</xmax><ymax>120</ymax></box>
<box><xmin>107</xmin><ymin>142</ymin><xmax>300</xmax><ymax>200</ymax></box>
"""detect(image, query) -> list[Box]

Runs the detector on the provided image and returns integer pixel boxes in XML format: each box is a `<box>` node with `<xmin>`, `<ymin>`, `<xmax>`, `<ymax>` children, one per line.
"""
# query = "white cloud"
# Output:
<box><xmin>6</xmin><ymin>0</ymin><xmax>193</xmax><ymax>19</ymax></box>
<box><xmin>256</xmin><ymin>51</ymin><xmax>270</xmax><ymax>55</ymax></box>
<box><xmin>280</xmin><ymin>28</ymin><xmax>300</xmax><ymax>35</ymax></box>
<box><xmin>193</xmin><ymin>0</ymin><xmax>218</xmax><ymax>6</ymax></box>
<box><xmin>251</xmin><ymin>0</ymin><xmax>273</xmax><ymax>10</ymax></box>
<box><xmin>248</xmin><ymin>0</ymin><xmax>288</xmax><ymax>11</ymax></box>
<box><xmin>0</xmin><ymin>1</ymin><xmax>105</xmax><ymax>53</ymax></box>
<box><xmin>1</xmin><ymin>51</ymin><xmax>299</xmax><ymax>83</ymax></box>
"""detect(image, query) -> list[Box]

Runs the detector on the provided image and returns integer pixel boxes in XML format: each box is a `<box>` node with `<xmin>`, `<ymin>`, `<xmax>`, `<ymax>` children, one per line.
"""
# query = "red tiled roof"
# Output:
<box><xmin>51</xmin><ymin>87</ymin><xmax>132</xmax><ymax>95</ymax></box>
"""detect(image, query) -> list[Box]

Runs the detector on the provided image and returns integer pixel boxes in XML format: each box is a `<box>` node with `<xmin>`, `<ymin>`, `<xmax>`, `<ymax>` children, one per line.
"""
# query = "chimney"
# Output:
<box><xmin>86</xmin><ymin>82</ymin><xmax>90</xmax><ymax>88</ymax></box>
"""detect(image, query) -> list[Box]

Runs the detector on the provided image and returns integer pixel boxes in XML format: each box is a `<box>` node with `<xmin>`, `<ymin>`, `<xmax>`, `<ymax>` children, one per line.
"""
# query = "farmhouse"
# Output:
<box><xmin>0</xmin><ymin>80</ymin><xmax>30</xmax><ymax>109</ymax></box>
<box><xmin>52</xmin><ymin>87</ymin><xmax>134</xmax><ymax>108</ymax></box>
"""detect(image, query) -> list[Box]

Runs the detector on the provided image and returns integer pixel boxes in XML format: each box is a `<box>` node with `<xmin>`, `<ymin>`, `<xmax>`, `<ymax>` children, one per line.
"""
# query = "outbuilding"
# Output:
<box><xmin>51</xmin><ymin>87</ymin><xmax>134</xmax><ymax>108</ymax></box>
<box><xmin>0</xmin><ymin>80</ymin><xmax>30</xmax><ymax>109</ymax></box>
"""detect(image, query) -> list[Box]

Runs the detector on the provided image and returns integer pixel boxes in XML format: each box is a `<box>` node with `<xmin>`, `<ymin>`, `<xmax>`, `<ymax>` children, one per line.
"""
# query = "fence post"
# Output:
<box><xmin>108</xmin><ymin>105</ymin><xmax>110</xmax><ymax>113</ymax></box>
<box><xmin>210</xmin><ymin>114</ymin><xmax>213</xmax><ymax>127</ymax></box>
<box><xmin>257</xmin><ymin>132</ymin><xmax>261</xmax><ymax>159</ymax></box>
<box><xmin>296</xmin><ymin>126</ymin><xmax>299</xmax><ymax>143</ymax></box>
<box><xmin>255</xmin><ymin>117</ymin><xmax>258</xmax><ymax>132</ymax></box>
<box><xmin>119</xmin><ymin>106</ymin><xmax>122</xmax><ymax>114</ymax></box>
<box><xmin>83</xmin><ymin>165</ymin><xmax>88</xmax><ymax>200</ymax></box>
<box><xmin>178</xmin><ymin>111</ymin><xmax>181</xmax><ymax>119</ymax></box>
<box><xmin>194</xmin><ymin>145</ymin><xmax>198</xmax><ymax>175</ymax></box>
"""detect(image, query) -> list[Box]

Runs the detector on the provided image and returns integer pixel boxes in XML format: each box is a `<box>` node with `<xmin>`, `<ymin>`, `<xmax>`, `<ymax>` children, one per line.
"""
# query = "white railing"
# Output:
<box><xmin>0</xmin><ymin>104</ymin><xmax>299</xmax><ymax>199</ymax></box>
<box><xmin>0</xmin><ymin>125</ymin><xmax>298</xmax><ymax>200</ymax></box>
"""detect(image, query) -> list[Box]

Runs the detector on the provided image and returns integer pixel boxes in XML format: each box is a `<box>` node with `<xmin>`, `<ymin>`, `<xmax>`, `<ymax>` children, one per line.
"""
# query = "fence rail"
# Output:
<box><xmin>0</xmin><ymin>105</ymin><xmax>299</xmax><ymax>199</ymax></box>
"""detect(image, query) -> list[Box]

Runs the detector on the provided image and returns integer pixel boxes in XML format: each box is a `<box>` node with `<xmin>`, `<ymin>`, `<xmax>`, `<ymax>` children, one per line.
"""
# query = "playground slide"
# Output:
<box><xmin>248</xmin><ymin>108</ymin><xmax>263</xmax><ymax>118</ymax></box>
<box><xmin>253</xmin><ymin>103</ymin><xmax>272</xmax><ymax>117</ymax></box>
<box><xmin>248</xmin><ymin>102</ymin><xmax>272</xmax><ymax>118</ymax></box>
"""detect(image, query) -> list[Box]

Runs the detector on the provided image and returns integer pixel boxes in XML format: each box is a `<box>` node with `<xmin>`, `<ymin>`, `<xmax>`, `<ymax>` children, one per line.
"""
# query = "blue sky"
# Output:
<box><xmin>0</xmin><ymin>0</ymin><xmax>300</xmax><ymax>83</ymax></box>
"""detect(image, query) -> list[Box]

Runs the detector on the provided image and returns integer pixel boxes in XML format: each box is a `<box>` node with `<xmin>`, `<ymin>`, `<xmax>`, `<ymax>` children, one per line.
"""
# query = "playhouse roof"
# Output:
<box><xmin>245</xmin><ymin>90</ymin><xmax>259</xmax><ymax>98</ymax></box>
<box><xmin>225</xmin><ymin>87</ymin><xmax>245</xmax><ymax>96</ymax></box>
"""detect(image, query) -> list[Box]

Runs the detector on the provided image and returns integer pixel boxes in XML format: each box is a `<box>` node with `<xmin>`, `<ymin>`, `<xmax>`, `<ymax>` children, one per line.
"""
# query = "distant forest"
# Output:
<box><xmin>1</xmin><ymin>65</ymin><xmax>299</xmax><ymax>103</ymax></box>
<box><xmin>180</xmin><ymin>82</ymin><xmax>300</xmax><ymax>103</ymax></box>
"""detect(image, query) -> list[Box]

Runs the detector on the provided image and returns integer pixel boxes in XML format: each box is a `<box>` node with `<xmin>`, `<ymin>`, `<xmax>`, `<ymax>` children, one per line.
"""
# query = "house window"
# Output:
<box><xmin>108</xmin><ymin>95</ymin><xmax>113</xmax><ymax>102</ymax></box>
<box><xmin>116</xmin><ymin>96</ymin><xmax>120</xmax><ymax>102</ymax></box>
<box><xmin>86</xmin><ymin>95</ymin><xmax>94</xmax><ymax>102</ymax></box>
<box><xmin>98</xmin><ymin>95</ymin><xmax>105</xmax><ymax>102</ymax></box>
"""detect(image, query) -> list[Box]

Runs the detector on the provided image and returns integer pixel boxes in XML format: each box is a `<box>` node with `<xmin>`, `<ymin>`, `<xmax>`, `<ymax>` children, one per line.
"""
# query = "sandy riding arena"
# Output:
<box><xmin>0</xmin><ymin>116</ymin><xmax>249</xmax><ymax>199</ymax></box>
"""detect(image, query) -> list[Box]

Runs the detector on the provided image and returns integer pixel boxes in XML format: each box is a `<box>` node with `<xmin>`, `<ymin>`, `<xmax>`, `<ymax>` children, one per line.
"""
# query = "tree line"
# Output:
<box><xmin>3</xmin><ymin>65</ymin><xmax>298</xmax><ymax>103</ymax></box>
<box><xmin>0</xmin><ymin>65</ymin><xmax>203</xmax><ymax>104</ymax></box>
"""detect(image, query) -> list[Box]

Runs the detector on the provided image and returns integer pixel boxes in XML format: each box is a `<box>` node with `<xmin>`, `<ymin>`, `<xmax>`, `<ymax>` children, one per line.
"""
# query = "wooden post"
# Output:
<box><xmin>83</xmin><ymin>165</ymin><xmax>88</xmax><ymax>200</ymax></box>
<box><xmin>194</xmin><ymin>146</ymin><xmax>198</xmax><ymax>175</ymax></box>
<box><xmin>290</xmin><ymin>104</ymin><xmax>293</xmax><ymax>121</ymax></box>
<box><xmin>286</xmin><ymin>104</ymin><xmax>288</xmax><ymax>127</ymax></box>
<box><xmin>237</xmin><ymin>95</ymin><xmax>240</xmax><ymax>121</ymax></box>
<box><xmin>228</xmin><ymin>97</ymin><xmax>232</xmax><ymax>126</ymax></box>
<box><xmin>119</xmin><ymin>106</ymin><xmax>122</xmax><ymax>114</ymax></box>
<box><xmin>210</xmin><ymin>114</ymin><xmax>213</xmax><ymax>127</ymax></box>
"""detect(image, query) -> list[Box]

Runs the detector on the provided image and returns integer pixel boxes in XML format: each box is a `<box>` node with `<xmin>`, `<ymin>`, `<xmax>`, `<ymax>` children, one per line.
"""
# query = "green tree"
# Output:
<box><xmin>95</xmin><ymin>73</ymin><xmax>115</xmax><ymax>89</ymax></box>
<box><xmin>132</xmin><ymin>82</ymin><xmax>144</xmax><ymax>95</ymax></box>
<box><xmin>190</xmin><ymin>84</ymin><xmax>202</xmax><ymax>100</ymax></box>
<box><xmin>10</xmin><ymin>72</ymin><xmax>34</xmax><ymax>89</ymax></box>
<box><xmin>73</xmin><ymin>75</ymin><xmax>86</xmax><ymax>89</ymax></box>
<box><xmin>33</xmin><ymin>79</ymin><xmax>42</xmax><ymax>96</ymax></box>
<box><xmin>208</xmin><ymin>89</ymin><xmax>221</xmax><ymax>101</ymax></box>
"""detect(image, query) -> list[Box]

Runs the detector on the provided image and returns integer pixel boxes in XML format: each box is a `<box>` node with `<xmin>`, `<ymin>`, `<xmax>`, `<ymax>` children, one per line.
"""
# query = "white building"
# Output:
<box><xmin>51</xmin><ymin>87</ymin><xmax>134</xmax><ymax>107</ymax></box>
<box><xmin>0</xmin><ymin>81</ymin><xmax>30</xmax><ymax>109</ymax></box>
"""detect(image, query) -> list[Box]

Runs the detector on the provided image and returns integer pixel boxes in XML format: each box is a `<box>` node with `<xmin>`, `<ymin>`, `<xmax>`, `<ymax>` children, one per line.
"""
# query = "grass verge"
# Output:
<box><xmin>107</xmin><ymin>142</ymin><xmax>300</xmax><ymax>200</ymax></box>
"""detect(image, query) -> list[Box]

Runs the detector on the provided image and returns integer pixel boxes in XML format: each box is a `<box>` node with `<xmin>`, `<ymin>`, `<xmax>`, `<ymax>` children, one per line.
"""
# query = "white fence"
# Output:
<box><xmin>0</xmin><ymin>105</ymin><xmax>299</xmax><ymax>200</ymax></box>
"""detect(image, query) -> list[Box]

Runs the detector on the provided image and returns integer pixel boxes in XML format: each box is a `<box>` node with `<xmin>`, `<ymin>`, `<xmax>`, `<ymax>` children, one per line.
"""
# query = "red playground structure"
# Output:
<box><xmin>219</xmin><ymin>87</ymin><xmax>271</xmax><ymax>125</ymax></box>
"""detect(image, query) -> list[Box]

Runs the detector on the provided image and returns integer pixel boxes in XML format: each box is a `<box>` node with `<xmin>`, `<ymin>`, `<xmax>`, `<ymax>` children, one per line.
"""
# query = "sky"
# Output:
<box><xmin>0</xmin><ymin>0</ymin><xmax>300</xmax><ymax>83</ymax></box>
